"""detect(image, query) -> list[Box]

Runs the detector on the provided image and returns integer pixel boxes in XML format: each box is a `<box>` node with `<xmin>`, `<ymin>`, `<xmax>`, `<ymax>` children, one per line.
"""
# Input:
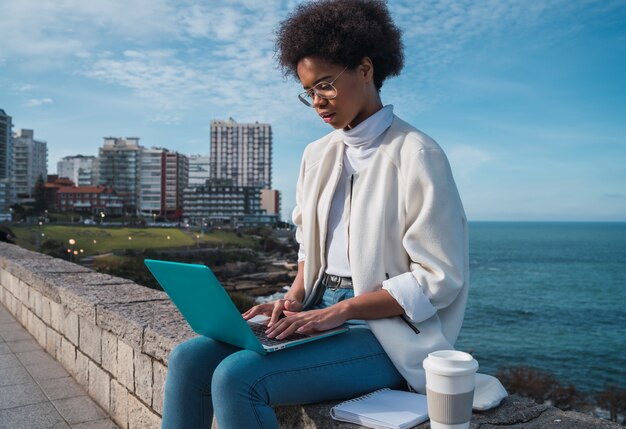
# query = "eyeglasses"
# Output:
<box><xmin>298</xmin><ymin>66</ymin><xmax>349</xmax><ymax>107</ymax></box>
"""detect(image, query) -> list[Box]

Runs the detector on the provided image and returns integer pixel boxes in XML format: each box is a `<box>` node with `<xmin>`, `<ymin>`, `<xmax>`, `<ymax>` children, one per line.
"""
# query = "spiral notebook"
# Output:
<box><xmin>330</xmin><ymin>388</ymin><xmax>429</xmax><ymax>429</ymax></box>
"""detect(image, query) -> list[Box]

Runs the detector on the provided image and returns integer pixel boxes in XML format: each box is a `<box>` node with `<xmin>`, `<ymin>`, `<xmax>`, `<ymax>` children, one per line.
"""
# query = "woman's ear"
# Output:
<box><xmin>359</xmin><ymin>57</ymin><xmax>375</xmax><ymax>83</ymax></box>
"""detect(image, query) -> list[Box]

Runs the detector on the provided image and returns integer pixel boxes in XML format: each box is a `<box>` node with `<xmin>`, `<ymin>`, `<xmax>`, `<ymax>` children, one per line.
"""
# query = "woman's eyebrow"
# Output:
<box><xmin>303</xmin><ymin>75</ymin><xmax>333</xmax><ymax>89</ymax></box>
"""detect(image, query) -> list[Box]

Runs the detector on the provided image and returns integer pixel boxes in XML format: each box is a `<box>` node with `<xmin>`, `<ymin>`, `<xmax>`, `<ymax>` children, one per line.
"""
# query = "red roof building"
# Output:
<box><xmin>56</xmin><ymin>186</ymin><xmax>123</xmax><ymax>215</ymax></box>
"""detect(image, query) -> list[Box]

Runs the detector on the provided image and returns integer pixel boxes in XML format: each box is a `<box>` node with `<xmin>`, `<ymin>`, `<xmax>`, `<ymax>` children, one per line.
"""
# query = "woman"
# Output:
<box><xmin>161</xmin><ymin>1</ymin><xmax>468</xmax><ymax>428</ymax></box>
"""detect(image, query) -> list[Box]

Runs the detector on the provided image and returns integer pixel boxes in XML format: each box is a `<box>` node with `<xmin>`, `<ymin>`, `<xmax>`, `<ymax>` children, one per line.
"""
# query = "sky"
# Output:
<box><xmin>1</xmin><ymin>0</ymin><xmax>625</xmax><ymax>222</ymax></box>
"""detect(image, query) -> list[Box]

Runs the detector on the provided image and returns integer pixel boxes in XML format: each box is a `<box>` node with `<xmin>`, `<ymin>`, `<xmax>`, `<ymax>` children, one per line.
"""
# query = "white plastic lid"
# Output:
<box><xmin>423</xmin><ymin>350</ymin><xmax>479</xmax><ymax>376</ymax></box>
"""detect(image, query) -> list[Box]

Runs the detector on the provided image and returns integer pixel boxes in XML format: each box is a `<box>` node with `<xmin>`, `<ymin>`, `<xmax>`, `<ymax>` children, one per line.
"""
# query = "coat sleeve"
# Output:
<box><xmin>382</xmin><ymin>147</ymin><xmax>467</xmax><ymax>324</ymax></box>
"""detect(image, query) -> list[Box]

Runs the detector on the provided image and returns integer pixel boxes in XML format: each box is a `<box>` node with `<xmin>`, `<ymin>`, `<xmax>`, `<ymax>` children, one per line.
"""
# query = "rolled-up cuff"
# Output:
<box><xmin>297</xmin><ymin>244</ymin><xmax>306</xmax><ymax>262</ymax></box>
<box><xmin>382</xmin><ymin>272</ymin><xmax>437</xmax><ymax>324</ymax></box>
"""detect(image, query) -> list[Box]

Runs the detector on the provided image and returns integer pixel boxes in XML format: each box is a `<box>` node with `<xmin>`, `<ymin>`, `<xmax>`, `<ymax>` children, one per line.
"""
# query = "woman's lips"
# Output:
<box><xmin>321</xmin><ymin>113</ymin><xmax>335</xmax><ymax>123</ymax></box>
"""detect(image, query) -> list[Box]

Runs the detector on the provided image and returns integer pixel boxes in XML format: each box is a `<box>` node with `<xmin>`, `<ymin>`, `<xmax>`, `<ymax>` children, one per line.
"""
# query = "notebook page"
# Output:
<box><xmin>330</xmin><ymin>388</ymin><xmax>428</xmax><ymax>429</ymax></box>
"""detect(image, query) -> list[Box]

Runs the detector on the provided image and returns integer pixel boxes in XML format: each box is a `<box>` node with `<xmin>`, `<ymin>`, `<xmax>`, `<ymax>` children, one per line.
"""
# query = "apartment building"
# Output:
<box><xmin>210</xmin><ymin>119</ymin><xmax>272</xmax><ymax>189</ymax></box>
<box><xmin>12</xmin><ymin>129</ymin><xmax>47</xmax><ymax>200</ymax></box>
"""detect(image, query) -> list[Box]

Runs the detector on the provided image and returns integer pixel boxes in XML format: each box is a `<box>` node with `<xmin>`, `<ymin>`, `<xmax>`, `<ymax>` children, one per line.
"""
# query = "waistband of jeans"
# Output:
<box><xmin>321</xmin><ymin>273</ymin><xmax>353</xmax><ymax>289</ymax></box>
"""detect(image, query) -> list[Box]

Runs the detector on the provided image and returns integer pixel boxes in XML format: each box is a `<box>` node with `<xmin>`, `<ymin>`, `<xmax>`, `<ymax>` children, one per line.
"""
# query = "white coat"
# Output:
<box><xmin>292</xmin><ymin>115</ymin><xmax>469</xmax><ymax>392</ymax></box>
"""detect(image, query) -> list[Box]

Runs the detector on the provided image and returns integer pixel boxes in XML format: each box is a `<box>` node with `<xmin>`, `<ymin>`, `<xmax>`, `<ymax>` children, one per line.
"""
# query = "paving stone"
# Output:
<box><xmin>0</xmin><ymin>364</ymin><xmax>33</xmax><ymax>387</ymax></box>
<box><xmin>53</xmin><ymin>395</ymin><xmax>108</xmax><ymax>425</ymax></box>
<box><xmin>0</xmin><ymin>401</ymin><xmax>69</xmax><ymax>429</ymax></box>
<box><xmin>26</xmin><ymin>357</ymin><xmax>70</xmax><ymax>381</ymax></box>
<box><xmin>0</xmin><ymin>320</ymin><xmax>21</xmax><ymax>333</ymax></box>
<box><xmin>71</xmin><ymin>418</ymin><xmax>120</xmax><ymax>428</ymax></box>
<box><xmin>0</xmin><ymin>324</ymin><xmax>32</xmax><ymax>341</ymax></box>
<box><xmin>0</xmin><ymin>381</ymin><xmax>47</xmax><ymax>410</ymax></box>
<box><xmin>6</xmin><ymin>338</ymin><xmax>39</xmax><ymax>353</ymax></box>
<box><xmin>0</xmin><ymin>343</ymin><xmax>9</xmax><ymax>354</ymax></box>
<box><xmin>39</xmin><ymin>376</ymin><xmax>87</xmax><ymax>400</ymax></box>
<box><xmin>16</xmin><ymin>348</ymin><xmax>57</xmax><ymax>366</ymax></box>
<box><xmin>0</xmin><ymin>353</ymin><xmax>21</xmax><ymax>370</ymax></box>
<box><xmin>0</xmin><ymin>304</ymin><xmax>12</xmax><ymax>323</ymax></box>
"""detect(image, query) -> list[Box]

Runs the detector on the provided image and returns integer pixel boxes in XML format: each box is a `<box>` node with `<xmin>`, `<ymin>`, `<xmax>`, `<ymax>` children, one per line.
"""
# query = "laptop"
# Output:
<box><xmin>144</xmin><ymin>259</ymin><xmax>349</xmax><ymax>354</ymax></box>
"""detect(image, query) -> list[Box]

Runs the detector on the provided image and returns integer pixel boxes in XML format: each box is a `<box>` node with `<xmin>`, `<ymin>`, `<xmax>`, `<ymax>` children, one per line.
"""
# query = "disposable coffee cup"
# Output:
<box><xmin>423</xmin><ymin>350</ymin><xmax>478</xmax><ymax>429</ymax></box>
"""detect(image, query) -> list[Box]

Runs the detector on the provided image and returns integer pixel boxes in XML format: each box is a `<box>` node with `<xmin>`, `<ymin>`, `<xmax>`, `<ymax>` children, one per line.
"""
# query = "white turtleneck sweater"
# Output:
<box><xmin>298</xmin><ymin>105</ymin><xmax>395</xmax><ymax>277</ymax></box>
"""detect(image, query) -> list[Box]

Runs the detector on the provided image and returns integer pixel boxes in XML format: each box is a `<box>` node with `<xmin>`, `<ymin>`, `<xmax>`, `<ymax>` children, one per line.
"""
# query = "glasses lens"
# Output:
<box><xmin>298</xmin><ymin>92</ymin><xmax>314</xmax><ymax>107</ymax></box>
<box><xmin>298</xmin><ymin>82</ymin><xmax>338</xmax><ymax>107</ymax></box>
<box><xmin>314</xmin><ymin>82</ymin><xmax>336</xmax><ymax>99</ymax></box>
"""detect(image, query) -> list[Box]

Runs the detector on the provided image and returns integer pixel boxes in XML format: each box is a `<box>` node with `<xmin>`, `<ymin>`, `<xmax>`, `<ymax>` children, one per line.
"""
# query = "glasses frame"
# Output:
<box><xmin>298</xmin><ymin>66</ymin><xmax>349</xmax><ymax>107</ymax></box>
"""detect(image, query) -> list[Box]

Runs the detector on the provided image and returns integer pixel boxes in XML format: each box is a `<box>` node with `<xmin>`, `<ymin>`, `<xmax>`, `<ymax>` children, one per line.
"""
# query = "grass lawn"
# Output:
<box><xmin>12</xmin><ymin>225</ymin><xmax>256</xmax><ymax>256</ymax></box>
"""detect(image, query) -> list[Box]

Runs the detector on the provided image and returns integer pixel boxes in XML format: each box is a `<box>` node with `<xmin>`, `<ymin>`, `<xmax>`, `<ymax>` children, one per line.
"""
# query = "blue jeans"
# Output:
<box><xmin>161</xmin><ymin>288</ymin><xmax>406</xmax><ymax>429</ymax></box>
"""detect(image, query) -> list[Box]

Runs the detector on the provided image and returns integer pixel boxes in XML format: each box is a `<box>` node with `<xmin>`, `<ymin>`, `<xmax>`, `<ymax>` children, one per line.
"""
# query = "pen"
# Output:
<box><xmin>386</xmin><ymin>273</ymin><xmax>421</xmax><ymax>335</ymax></box>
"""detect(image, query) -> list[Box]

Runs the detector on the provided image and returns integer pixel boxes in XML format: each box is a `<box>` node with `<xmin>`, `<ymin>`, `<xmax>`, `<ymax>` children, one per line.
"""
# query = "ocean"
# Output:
<box><xmin>456</xmin><ymin>222</ymin><xmax>626</xmax><ymax>394</ymax></box>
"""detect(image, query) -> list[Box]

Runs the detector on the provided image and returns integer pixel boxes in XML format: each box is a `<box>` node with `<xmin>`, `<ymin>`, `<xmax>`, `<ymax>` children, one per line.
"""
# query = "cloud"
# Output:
<box><xmin>447</xmin><ymin>145</ymin><xmax>494</xmax><ymax>177</ymax></box>
<box><xmin>13</xmin><ymin>84</ymin><xmax>36</xmax><ymax>92</ymax></box>
<box><xmin>24</xmin><ymin>98</ymin><xmax>54</xmax><ymax>107</ymax></box>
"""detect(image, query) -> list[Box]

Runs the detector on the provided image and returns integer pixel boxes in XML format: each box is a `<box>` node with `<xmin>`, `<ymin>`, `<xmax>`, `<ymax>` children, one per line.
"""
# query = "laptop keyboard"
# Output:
<box><xmin>248</xmin><ymin>322</ymin><xmax>309</xmax><ymax>347</ymax></box>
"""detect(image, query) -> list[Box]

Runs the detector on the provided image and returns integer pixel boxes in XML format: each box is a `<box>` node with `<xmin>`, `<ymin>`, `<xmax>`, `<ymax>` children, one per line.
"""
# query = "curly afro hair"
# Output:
<box><xmin>275</xmin><ymin>0</ymin><xmax>404</xmax><ymax>90</ymax></box>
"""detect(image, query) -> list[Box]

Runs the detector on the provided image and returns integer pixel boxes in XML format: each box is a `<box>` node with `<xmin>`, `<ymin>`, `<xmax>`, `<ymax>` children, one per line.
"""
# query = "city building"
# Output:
<box><xmin>183</xmin><ymin>179</ymin><xmax>267</xmax><ymax>226</ymax></box>
<box><xmin>97</xmin><ymin>137</ymin><xmax>142</xmax><ymax>214</ymax></box>
<box><xmin>138</xmin><ymin>148</ymin><xmax>188</xmax><ymax>219</ymax></box>
<box><xmin>43</xmin><ymin>176</ymin><xmax>75</xmax><ymax>210</ymax></box>
<box><xmin>56</xmin><ymin>185</ymin><xmax>123</xmax><ymax>215</ymax></box>
<box><xmin>210</xmin><ymin>119</ymin><xmax>272</xmax><ymax>189</ymax></box>
<box><xmin>12</xmin><ymin>129</ymin><xmax>47</xmax><ymax>201</ymax></box>
<box><xmin>57</xmin><ymin>155</ymin><xmax>96</xmax><ymax>186</ymax></box>
<box><xmin>188</xmin><ymin>154</ymin><xmax>211</xmax><ymax>188</ymax></box>
<box><xmin>260</xmin><ymin>189</ymin><xmax>281</xmax><ymax>216</ymax></box>
<box><xmin>0</xmin><ymin>109</ymin><xmax>14</xmax><ymax>219</ymax></box>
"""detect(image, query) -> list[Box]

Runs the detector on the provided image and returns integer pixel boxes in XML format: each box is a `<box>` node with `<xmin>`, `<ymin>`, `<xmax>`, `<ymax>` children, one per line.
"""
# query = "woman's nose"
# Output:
<box><xmin>312</xmin><ymin>93</ymin><xmax>327</xmax><ymax>108</ymax></box>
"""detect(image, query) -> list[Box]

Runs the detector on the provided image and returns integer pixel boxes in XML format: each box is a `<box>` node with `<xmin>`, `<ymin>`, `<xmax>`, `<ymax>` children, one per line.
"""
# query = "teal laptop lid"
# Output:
<box><xmin>144</xmin><ymin>259</ymin><xmax>265</xmax><ymax>354</ymax></box>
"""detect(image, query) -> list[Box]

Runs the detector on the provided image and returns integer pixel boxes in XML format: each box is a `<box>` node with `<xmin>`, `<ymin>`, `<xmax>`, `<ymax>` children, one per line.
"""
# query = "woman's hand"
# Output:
<box><xmin>242</xmin><ymin>297</ymin><xmax>303</xmax><ymax>327</ymax></box>
<box><xmin>264</xmin><ymin>304</ymin><xmax>350</xmax><ymax>340</ymax></box>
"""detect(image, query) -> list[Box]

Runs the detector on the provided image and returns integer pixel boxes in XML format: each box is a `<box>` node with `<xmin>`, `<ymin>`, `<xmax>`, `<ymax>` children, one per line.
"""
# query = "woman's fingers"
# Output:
<box><xmin>242</xmin><ymin>303</ymin><xmax>271</xmax><ymax>320</ymax></box>
<box><xmin>269</xmin><ymin>300</ymin><xmax>287</xmax><ymax>327</ymax></box>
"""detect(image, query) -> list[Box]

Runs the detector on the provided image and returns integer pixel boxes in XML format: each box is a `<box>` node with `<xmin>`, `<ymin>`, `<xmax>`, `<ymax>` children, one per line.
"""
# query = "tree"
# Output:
<box><xmin>596</xmin><ymin>385</ymin><xmax>626</xmax><ymax>423</ymax></box>
<box><xmin>33</xmin><ymin>174</ymin><xmax>47</xmax><ymax>214</ymax></box>
<box><xmin>497</xmin><ymin>366</ymin><xmax>557</xmax><ymax>404</ymax></box>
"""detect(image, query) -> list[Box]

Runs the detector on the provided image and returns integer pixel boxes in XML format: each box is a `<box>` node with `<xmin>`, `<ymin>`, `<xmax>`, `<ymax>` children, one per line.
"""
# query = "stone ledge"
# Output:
<box><xmin>0</xmin><ymin>242</ymin><xmax>619</xmax><ymax>429</ymax></box>
<box><xmin>272</xmin><ymin>395</ymin><xmax>621</xmax><ymax>428</ymax></box>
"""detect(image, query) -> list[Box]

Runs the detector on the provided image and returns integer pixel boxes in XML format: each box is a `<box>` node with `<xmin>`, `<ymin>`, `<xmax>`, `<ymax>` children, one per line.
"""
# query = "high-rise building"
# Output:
<box><xmin>188</xmin><ymin>154</ymin><xmax>211</xmax><ymax>188</ymax></box>
<box><xmin>210</xmin><ymin>119</ymin><xmax>272</xmax><ymax>188</ymax></box>
<box><xmin>0</xmin><ymin>109</ymin><xmax>12</xmax><ymax>181</ymax></box>
<box><xmin>97</xmin><ymin>137</ymin><xmax>142</xmax><ymax>214</ymax></box>
<box><xmin>260</xmin><ymin>189</ymin><xmax>281</xmax><ymax>216</ymax></box>
<box><xmin>12</xmin><ymin>129</ymin><xmax>47</xmax><ymax>200</ymax></box>
<box><xmin>0</xmin><ymin>109</ymin><xmax>13</xmax><ymax>219</ymax></box>
<box><xmin>183</xmin><ymin>179</ymin><xmax>265</xmax><ymax>224</ymax></box>
<box><xmin>57</xmin><ymin>155</ymin><xmax>96</xmax><ymax>186</ymax></box>
<box><xmin>138</xmin><ymin>148</ymin><xmax>189</xmax><ymax>219</ymax></box>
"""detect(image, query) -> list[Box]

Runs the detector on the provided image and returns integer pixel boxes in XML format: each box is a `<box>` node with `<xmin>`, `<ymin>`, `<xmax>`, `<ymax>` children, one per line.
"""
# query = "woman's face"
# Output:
<box><xmin>297</xmin><ymin>56</ymin><xmax>373</xmax><ymax>130</ymax></box>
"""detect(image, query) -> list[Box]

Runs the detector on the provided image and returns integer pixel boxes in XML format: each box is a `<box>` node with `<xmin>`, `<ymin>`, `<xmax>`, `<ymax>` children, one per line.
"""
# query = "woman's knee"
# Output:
<box><xmin>212</xmin><ymin>350</ymin><xmax>268</xmax><ymax>402</ymax></box>
<box><xmin>167</xmin><ymin>337</ymin><xmax>232</xmax><ymax>381</ymax></box>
